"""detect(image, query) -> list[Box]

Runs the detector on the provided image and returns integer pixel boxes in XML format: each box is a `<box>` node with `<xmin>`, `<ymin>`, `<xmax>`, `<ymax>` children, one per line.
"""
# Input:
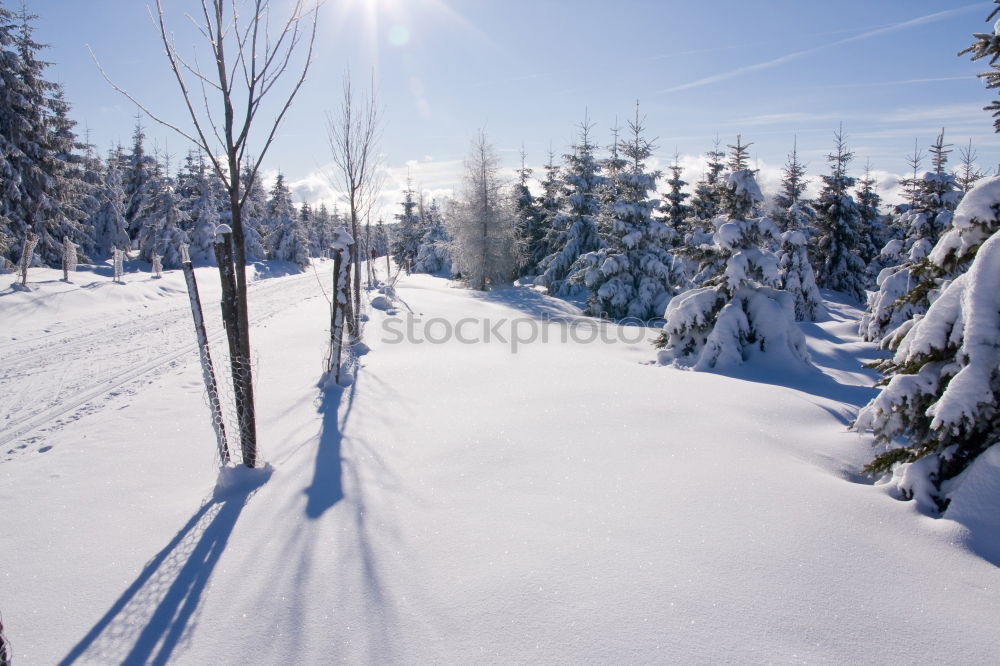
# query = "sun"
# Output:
<box><xmin>324</xmin><ymin>0</ymin><xmax>492</xmax><ymax>64</ymax></box>
<box><xmin>328</xmin><ymin>0</ymin><xmax>401</xmax><ymax>45</ymax></box>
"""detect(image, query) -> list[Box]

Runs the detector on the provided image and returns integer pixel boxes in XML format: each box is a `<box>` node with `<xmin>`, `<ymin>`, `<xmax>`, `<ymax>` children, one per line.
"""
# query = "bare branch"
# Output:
<box><xmin>88</xmin><ymin>46</ymin><xmax>205</xmax><ymax>154</ymax></box>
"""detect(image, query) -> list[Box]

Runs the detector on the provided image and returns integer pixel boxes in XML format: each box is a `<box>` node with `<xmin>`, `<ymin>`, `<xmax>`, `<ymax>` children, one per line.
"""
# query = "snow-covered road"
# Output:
<box><xmin>1</xmin><ymin>264</ymin><xmax>329</xmax><ymax>459</ymax></box>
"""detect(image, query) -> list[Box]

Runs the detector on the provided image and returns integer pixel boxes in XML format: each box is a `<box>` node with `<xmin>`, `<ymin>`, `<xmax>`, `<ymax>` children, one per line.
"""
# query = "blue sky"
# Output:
<box><xmin>28</xmin><ymin>0</ymin><xmax>1000</xmax><ymax>213</ymax></box>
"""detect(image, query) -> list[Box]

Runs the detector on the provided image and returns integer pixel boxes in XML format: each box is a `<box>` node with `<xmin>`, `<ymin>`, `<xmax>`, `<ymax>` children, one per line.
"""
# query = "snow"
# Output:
<box><xmin>950</xmin><ymin>175</ymin><xmax>1000</xmax><ymax>230</ymax></box>
<box><xmin>725</xmin><ymin>169</ymin><xmax>764</xmax><ymax>203</ymax></box>
<box><xmin>880</xmin><ymin>238</ymin><xmax>904</xmax><ymax>258</ymax></box>
<box><xmin>929</xmin><ymin>176</ymin><xmax>1000</xmax><ymax>268</ymax></box>
<box><xmin>2</xmin><ymin>263</ymin><xmax>1000</xmax><ymax>663</ymax></box>
<box><xmin>928</xmin><ymin>232</ymin><xmax>1000</xmax><ymax>433</ymax></box>
<box><xmin>944</xmin><ymin>444</ymin><xmax>1000</xmax><ymax>562</ymax></box>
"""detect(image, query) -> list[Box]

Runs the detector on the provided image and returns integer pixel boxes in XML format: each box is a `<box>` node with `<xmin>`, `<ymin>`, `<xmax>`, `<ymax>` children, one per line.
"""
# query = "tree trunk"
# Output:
<box><xmin>481</xmin><ymin>156</ymin><xmax>488</xmax><ymax>290</ymax></box>
<box><xmin>330</xmin><ymin>249</ymin><xmax>346</xmax><ymax>382</ymax></box>
<box><xmin>351</xmin><ymin>211</ymin><xmax>361</xmax><ymax>338</ymax></box>
<box><xmin>182</xmin><ymin>257</ymin><xmax>231</xmax><ymax>463</ymax></box>
<box><xmin>214</xmin><ymin>231</ymin><xmax>257</xmax><ymax>468</ymax></box>
<box><xmin>19</xmin><ymin>233</ymin><xmax>37</xmax><ymax>287</ymax></box>
<box><xmin>343</xmin><ymin>262</ymin><xmax>354</xmax><ymax>343</ymax></box>
<box><xmin>365</xmin><ymin>222</ymin><xmax>373</xmax><ymax>288</ymax></box>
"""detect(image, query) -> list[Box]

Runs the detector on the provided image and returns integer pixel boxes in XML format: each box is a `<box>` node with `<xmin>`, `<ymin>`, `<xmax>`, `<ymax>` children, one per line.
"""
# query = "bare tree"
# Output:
<box><xmin>327</xmin><ymin>72</ymin><xmax>383</xmax><ymax>338</ymax></box>
<box><xmin>448</xmin><ymin>130</ymin><xmax>517</xmax><ymax>291</ymax></box>
<box><xmin>93</xmin><ymin>0</ymin><xmax>319</xmax><ymax>467</ymax></box>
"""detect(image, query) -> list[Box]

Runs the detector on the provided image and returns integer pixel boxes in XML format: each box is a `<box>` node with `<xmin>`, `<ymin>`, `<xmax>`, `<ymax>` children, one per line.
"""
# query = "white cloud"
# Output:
<box><xmin>281</xmin><ymin>147</ymin><xmax>913</xmax><ymax>226</ymax></box>
<box><xmin>283</xmin><ymin>158</ymin><xmax>466</xmax><ymax>222</ymax></box>
<box><xmin>662</xmin><ymin>151</ymin><xmax>908</xmax><ymax>207</ymax></box>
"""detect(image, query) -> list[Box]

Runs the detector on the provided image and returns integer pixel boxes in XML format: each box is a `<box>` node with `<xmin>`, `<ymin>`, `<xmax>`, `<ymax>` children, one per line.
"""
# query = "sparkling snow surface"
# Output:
<box><xmin>1</xmin><ymin>262</ymin><xmax>998</xmax><ymax>664</ymax></box>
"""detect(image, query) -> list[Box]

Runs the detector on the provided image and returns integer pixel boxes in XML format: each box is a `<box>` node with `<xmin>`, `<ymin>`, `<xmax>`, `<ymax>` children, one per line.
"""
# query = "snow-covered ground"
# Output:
<box><xmin>2</xmin><ymin>262</ymin><xmax>998</xmax><ymax>664</ymax></box>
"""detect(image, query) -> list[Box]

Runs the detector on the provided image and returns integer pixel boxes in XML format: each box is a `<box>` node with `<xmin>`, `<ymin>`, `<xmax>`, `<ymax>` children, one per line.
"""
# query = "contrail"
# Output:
<box><xmin>658</xmin><ymin>3</ymin><xmax>989</xmax><ymax>94</ymax></box>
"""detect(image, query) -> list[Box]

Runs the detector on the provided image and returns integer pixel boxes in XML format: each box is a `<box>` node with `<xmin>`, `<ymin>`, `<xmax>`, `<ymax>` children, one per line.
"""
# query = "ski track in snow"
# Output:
<box><xmin>0</xmin><ymin>269</ymin><xmax>323</xmax><ymax>460</ymax></box>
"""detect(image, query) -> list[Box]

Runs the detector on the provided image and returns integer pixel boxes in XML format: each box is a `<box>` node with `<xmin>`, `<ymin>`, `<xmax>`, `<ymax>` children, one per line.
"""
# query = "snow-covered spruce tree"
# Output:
<box><xmin>656</xmin><ymin>162</ymin><xmax>809</xmax><ymax>370</ymax></box>
<box><xmin>721</xmin><ymin>135</ymin><xmax>760</xmax><ymax>216</ymax></box>
<box><xmin>90</xmin><ymin>150</ymin><xmax>130</xmax><ymax>259</ymax></box>
<box><xmin>901</xmin><ymin>129</ymin><xmax>962</xmax><ymax>252</ymax></box>
<box><xmin>373</xmin><ymin>218</ymin><xmax>389</xmax><ymax>259</ymax></box>
<box><xmin>595</xmin><ymin>122</ymin><xmax>628</xmax><ymax>236</ymax></box>
<box><xmin>680</xmin><ymin>135</ymin><xmax>758</xmax><ymax>288</ymax></box>
<box><xmin>182</xmin><ymin>154</ymin><xmax>222</xmax><ymax>264</ymax></box>
<box><xmin>74</xmin><ymin>138</ymin><xmax>106</xmax><ymax>261</ymax></box>
<box><xmin>528</xmin><ymin>148</ymin><xmax>562</xmax><ymax>275</ymax></box>
<box><xmin>237</xmin><ymin>163</ymin><xmax>267</xmax><ymax>261</ymax></box>
<box><xmin>662</xmin><ymin>151</ymin><xmax>691</xmax><ymax>240</ymax></box>
<box><xmin>0</xmin><ymin>7</ymin><xmax>87</xmax><ymax>266</ymax></box>
<box><xmin>299</xmin><ymin>201</ymin><xmax>312</xmax><ymax>226</ymax></box>
<box><xmin>311</xmin><ymin>203</ymin><xmax>334</xmax><ymax>258</ymax></box>
<box><xmin>810</xmin><ymin>127</ymin><xmax>868</xmax><ymax>303</ymax></box>
<box><xmin>298</xmin><ymin>201</ymin><xmax>312</xmax><ymax>256</ymax></box>
<box><xmin>534</xmin><ymin>118</ymin><xmax>605</xmax><ymax>295</ymax></box>
<box><xmin>778</xmin><ymin>226</ymin><xmax>824</xmax><ymax>322</ymax></box>
<box><xmin>511</xmin><ymin>148</ymin><xmax>544</xmax><ymax>276</ymax></box>
<box><xmin>448</xmin><ymin>130</ymin><xmax>518</xmax><ymax>290</ymax></box>
<box><xmin>854</xmin><ymin>176</ymin><xmax>1000</xmax><ymax>509</ymax></box>
<box><xmin>855</xmin><ymin>162</ymin><xmax>887</xmax><ymax>277</ymax></box>
<box><xmin>851</xmin><ymin>161</ymin><xmax>888</xmax><ymax>303</ymax></box>
<box><xmin>899</xmin><ymin>140</ymin><xmax>925</xmax><ymax>210</ymax></box>
<box><xmin>861</xmin><ymin>132</ymin><xmax>964</xmax><ymax>344</ymax></box>
<box><xmin>575</xmin><ymin>106</ymin><xmax>678</xmax><ymax>319</ymax></box>
<box><xmin>851</xmin><ymin>2</ymin><xmax>1000</xmax><ymax>505</ymax></box>
<box><xmin>0</xmin><ymin>2</ymin><xmax>14</xmax><ymax>261</ymax></box>
<box><xmin>138</xmin><ymin>182</ymin><xmax>189</xmax><ymax>269</ymax></box>
<box><xmin>960</xmin><ymin>2</ymin><xmax>1000</xmax><ymax>132</ymax></box>
<box><xmin>265</xmin><ymin>172</ymin><xmax>310</xmax><ymax>268</ymax></box>
<box><xmin>122</xmin><ymin>118</ymin><xmax>160</xmax><ymax>249</ymax></box>
<box><xmin>413</xmin><ymin>198</ymin><xmax>450</xmax><ymax>274</ymax></box>
<box><xmin>770</xmin><ymin>138</ymin><xmax>811</xmax><ymax>233</ymax></box>
<box><xmin>46</xmin><ymin>86</ymin><xmax>93</xmax><ymax>262</ymax></box>
<box><xmin>955</xmin><ymin>139</ymin><xmax>986</xmax><ymax>194</ymax></box>
<box><xmin>688</xmin><ymin>138</ymin><xmax>725</xmax><ymax>224</ymax></box>
<box><xmin>770</xmin><ymin>140</ymin><xmax>822</xmax><ymax>319</ymax></box>
<box><xmin>391</xmin><ymin>179</ymin><xmax>423</xmax><ymax>271</ymax></box>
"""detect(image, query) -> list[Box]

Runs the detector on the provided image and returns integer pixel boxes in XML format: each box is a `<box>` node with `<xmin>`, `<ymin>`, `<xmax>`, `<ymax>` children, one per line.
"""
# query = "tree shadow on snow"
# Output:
<box><xmin>302</xmin><ymin>382</ymin><xmax>349</xmax><ymax>518</ymax></box>
<box><xmin>251</xmin><ymin>260</ymin><xmax>304</xmax><ymax>280</ymax></box>
<box><xmin>59</xmin><ymin>468</ymin><xmax>270</xmax><ymax>666</ymax></box>
<box><xmin>301</xmin><ymin>369</ymin><xmax>415</xmax><ymax>660</ymax></box>
<box><xmin>718</xmin><ymin>362</ymin><xmax>879</xmax><ymax>409</ymax></box>
<box><xmin>470</xmin><ymin>283</ymin><xmax>589</xmax><ymax>322</ymax></box>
